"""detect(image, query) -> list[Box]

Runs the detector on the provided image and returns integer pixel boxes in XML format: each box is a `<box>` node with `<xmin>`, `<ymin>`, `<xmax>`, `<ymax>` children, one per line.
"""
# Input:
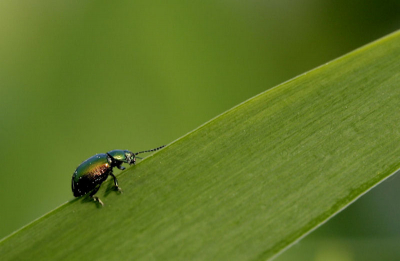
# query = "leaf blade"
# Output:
<box><xmin>1</xmin><ymin>31</ymin><xmax>400</xmax><ymax>261</ymax></box>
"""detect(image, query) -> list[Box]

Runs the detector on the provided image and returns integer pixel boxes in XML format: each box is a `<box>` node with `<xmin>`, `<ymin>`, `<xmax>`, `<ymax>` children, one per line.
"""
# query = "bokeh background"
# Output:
<box><xmin>1</xmin><ymin>0</ymin><xmax>399</xmax><ymax>260</ymax></box>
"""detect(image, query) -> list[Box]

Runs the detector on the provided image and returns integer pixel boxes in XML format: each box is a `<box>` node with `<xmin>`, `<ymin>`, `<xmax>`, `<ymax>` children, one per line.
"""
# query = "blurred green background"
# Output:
<box><xmin>0</xmin><ymin>0</ymin><xmax>399</xmax><ymax>259</ymax></box>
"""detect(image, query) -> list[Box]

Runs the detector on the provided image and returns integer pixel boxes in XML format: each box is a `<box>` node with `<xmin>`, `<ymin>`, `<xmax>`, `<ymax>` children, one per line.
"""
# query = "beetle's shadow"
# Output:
<box><xmin>103</xmin><ymin>181</ymin><xmax>123</xmax><ymax>197</ymax></box>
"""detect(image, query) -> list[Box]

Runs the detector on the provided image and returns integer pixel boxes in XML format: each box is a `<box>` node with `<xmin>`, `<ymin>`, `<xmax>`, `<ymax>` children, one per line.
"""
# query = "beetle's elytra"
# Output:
<box><xmin>71</xmin><ymin>146</ymin><xmax>165</xmax><ymax>205</ymax></box>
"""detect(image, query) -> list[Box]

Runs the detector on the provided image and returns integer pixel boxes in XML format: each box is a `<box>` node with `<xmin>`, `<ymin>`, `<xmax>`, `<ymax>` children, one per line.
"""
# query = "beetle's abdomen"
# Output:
<box><xmin>72</xmin><ymin>154</ymin><xmax>112</xmax><ymax>197</ymax></box>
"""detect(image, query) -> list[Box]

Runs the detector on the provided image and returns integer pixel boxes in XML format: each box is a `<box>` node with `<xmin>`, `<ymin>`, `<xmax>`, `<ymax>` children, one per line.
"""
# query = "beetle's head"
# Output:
<box><xmin>107</xmin><ymin>149</ymin><xmax>136</xmax><ymax>165</ymax></box>
<box><xmin>124</xmin><ymin>150</ymin><xmax>136</xmax><ymax>165</ymax></box>
<box><xmin>108</xmin><ymin>146</ymin><xmax>165</xmax><ymax>166</ymax></box>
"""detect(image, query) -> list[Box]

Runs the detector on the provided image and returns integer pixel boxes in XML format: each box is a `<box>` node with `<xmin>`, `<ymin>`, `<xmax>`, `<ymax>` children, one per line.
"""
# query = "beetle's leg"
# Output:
<box><xmin>89</xmin><ymin>186</ymin><xmax>104</xmax><ymax>206</ymax></box>
<box><xmin>93</xmin><ymin>196</ymin><xmax>104</xmax><ymax>206</ymax></box>
<box><xmin>117</xmin><ymin>164</ymin><xmax>126</xmax><ymax>170</ymax></box>
<box><xmin>110</xmin><ymin>173</ymin><xmax>123</xmax><ymax>193</ymax></box>
<box><xmin>110</xmin><ymin>173</ymin><xmax>119</xmax><ymax>187</ymax></box>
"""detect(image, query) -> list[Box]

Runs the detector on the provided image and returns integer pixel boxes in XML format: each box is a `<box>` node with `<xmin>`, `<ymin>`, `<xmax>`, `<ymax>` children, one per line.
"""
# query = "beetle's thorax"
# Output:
<box><xmin>106</xmin><ymin>153</ymin><xmax>121</xmax><ymax>167</ymax></box>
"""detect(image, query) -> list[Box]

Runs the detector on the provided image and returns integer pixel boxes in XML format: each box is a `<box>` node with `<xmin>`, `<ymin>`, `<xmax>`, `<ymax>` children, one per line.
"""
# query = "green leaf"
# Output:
<box><xmin>1</xmin><ymin>31</ymin><xmax>400</xmax><ymax>261</ymax></box>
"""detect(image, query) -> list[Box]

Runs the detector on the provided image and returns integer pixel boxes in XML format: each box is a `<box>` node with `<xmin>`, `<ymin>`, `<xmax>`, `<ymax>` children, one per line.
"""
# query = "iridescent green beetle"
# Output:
<box><xmin>72</xmin><ymin>146</ymin><xmax>165</xmax><ymax>205</ymax></box>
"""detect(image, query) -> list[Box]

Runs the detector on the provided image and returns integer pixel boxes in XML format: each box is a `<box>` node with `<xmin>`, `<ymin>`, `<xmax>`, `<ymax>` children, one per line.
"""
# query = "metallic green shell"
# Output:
<box><xmin>71</xmin><ymin>153</ymin><xmax>112</xmax><ymax>197</ymax></box>
<box><xmin>107</xmin><ymin>150</ymin><xmax>128</xmax><ymax>162</ymax></box>
<box><xmin>72</xmin><ymin>154</ymin><xmax>110</xmax><ymax>181</ymax></box>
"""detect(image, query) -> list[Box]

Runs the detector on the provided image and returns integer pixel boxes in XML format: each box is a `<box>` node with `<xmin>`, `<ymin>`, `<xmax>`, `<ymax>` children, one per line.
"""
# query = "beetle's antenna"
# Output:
<box><xmin>135</xmin><ymin>145</ymin><xmax>165</xmax><ymax>155</ymax></box>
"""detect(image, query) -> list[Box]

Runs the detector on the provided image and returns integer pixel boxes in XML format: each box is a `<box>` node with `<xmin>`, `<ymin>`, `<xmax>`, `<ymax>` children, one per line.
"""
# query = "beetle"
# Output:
<box><xmin>71</xmin><ymin>145</ymin><xmax>165</xmax><ymax>205</ymax></box>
